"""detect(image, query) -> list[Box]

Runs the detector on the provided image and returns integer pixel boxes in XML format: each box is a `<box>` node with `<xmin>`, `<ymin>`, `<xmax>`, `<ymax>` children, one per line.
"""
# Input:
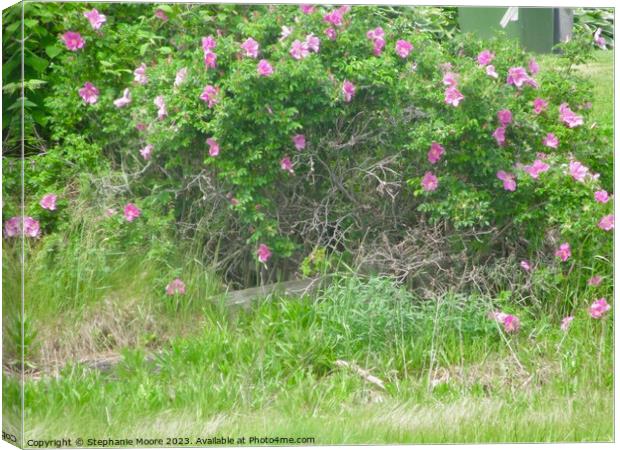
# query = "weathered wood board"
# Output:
<box><xmin>223</xmin><ymin>276</ymin><xmax>325</xmax><ymax>308</ymax></box>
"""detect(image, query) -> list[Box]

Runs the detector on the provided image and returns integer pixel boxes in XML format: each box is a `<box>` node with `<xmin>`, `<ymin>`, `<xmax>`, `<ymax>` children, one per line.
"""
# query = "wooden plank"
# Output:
<box><xmin>224</xmin><ymin>276</ymin><xmax>325</xmax><ymax>307</ymax></box>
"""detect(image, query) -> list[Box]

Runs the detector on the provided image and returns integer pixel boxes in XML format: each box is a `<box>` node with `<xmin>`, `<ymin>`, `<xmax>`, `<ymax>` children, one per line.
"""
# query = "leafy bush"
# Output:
<box><xmin>2</xmin><ymin>5</ymin><xmax>613</xmax><ymax>300</ymax></box>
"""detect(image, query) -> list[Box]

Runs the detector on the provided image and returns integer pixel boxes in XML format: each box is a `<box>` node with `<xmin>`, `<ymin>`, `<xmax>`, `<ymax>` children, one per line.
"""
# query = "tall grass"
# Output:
<box><xmin>6</xmin><ymin>275</ymin><xmax>612</xmax><ymax>443</ymax></box>
<box><xmin>2</xmin><ymin>198</ymin><xmax>223</xmax><ymax>371</ymax></box>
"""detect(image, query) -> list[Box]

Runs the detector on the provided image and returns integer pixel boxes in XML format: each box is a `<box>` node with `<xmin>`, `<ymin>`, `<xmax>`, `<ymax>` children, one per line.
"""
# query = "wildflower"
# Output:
<box><xmin>520</xmin><ymin>260</ymin><xmax>531</xmax><ymax>271</ymax></box>
<box><xmin>594</xmin><ymin>28</ymin><xmax>606</xmax><ymax>49</ymax></box>
<box><xmin>559</xmin><ymin>103</ymin><xmax>583</xmax><ymax>128</ymax></box>
<box><xmin>543</xmin><ymin>133</ymin><xmax>558</xmax><ymax>149</ymax></box>
<box><xmin>4</xmin><ymin>217</ymin><xmax>20</xmax><ymax>238</ymax></box>
<box><xmin>300</xmin><ymin>4</ymin><xmax>315</xmax><ymax>14</ymax></box>
<box><xmin>488</xmin><ymin>311</ymin><xmax>508</xmax><ymax>323</ymax></box>
<box><xmin>204</xmin><ymin>50</ymin><xmax>217</xmax><ymax>69</ymax></box>
<box><xmin>442</xmin><ymin>72</ymin><xmax>458</xmax><ymax>87</ymax></box>
<box><xmin>83</xmin><ymin>8</ymin><xmax>106</xmax><ymax>30</ymax></box>
<box><xmin>444</xmin><ymin>86</ymin><xmax>464</xmax><ymax>107</ymax></box>
<box><xmin>594</xmin><ymin>190</ymin><xmax>610</xmax><ymax>203</ymax></box>
<box><xmin>290</xmin><ymin>40</ymin><xmax>310</xmax><ymax>60</ymax></box>
<box><xmin>279</xmin><ymin>26</ymin><xmax>293</xmax><ymax>41</ymax></box>
<box><xmin>40</xmin><ymin>194</ymin><xmax>57</xmax><ymax>211</ymax></box>
<box><xmin>79</xmin><ymin>82</ymin><xmax>99</xmax><ymax>104</ymax></box>
<box><xmin>305</xmin><ymin>34</ymin><xmax>320</xmax><ymax>53</ymax></box>
<box><xmin>533</xmin><ymin>98</ymin><xmax>548</xmax><ymax>114</ymax></box>
<box><xmin>366</xmin><ymin>27</ymin><xmax>385</xmax><ymax>56</ymax></box>
<box><xmin>200</xmin><ymin>85</ymin><xmax>219</xmax><ymax>108</ymax></box>
<box><xmin>154</xmin><ymin>9</ymin><xmax>169</xmax><ymax>21</ymax></box>
<box><xmin>588</xmin><ymin>298</ymin><xmax>610</xmax><ymax>319</ymax></box>
<box><xmin>497</xmin><ymin>170</ymin><xmax>516</xmax><ymax>191</ymax></box>
<box><xmin>135</xmin><ymin>123</ymin><xmax>147</xmax><ymax>132</ymax></box>
<box><xmin>427</xmin><ymin>142</ymin><xmax>445</xmax><ymax>164</ymax></box>
<box><xmin>325</xmin><ymin>28</ymin><xmax>337</xmax><ymax>40</ymax></box>
<box><xmin>503</xmin><ymin>315</ymin><xmax>520</xmax><ymax>333</ymax></box>
<box><xmin>257</xmin><ymin>243</ymin><xmax>272</xmax><ymax>263</ymax></box>
<box><xmin>528</xmin><ymin>58</ymin><xmax>540</xmax><ymax>75</ymax></box>
<box><xmin>172</xmin><ymin>68</ymin><xmax>187</xmax><ymax>88</ymax></box>
<box><xmin>598</xmin><ymin>214</ymin><xmax>614</xmax><ymax>231</ymax></box>
<box><xmin>507</xmin><ymin>66</ymin><xmax>537</xmax><ymax>89</ymax></box>
<box><xmin>555</xmin><ymin>242</ymin><xmax>571</xmax><ymax>262</ymax></box>
<box><xmin>588</xmin><ymin>275</ymin><xmax>603</xmax><ymax>286</ymax></box>
<box><xmin>280</xmin><ymin>156</ymin><xmax>294</xmax><ymax>174</ymax></box>
<box><xmin>202</xmin><ymin>35</ymin><xmax>217</xmax><ymax>51</ymax></box>
<box><xmin>497</xmin><ymin>109</ymin><xmax>512</xmax><ymax>126</ymax></box>
<box><xmin>166</xmin><ymin>278</ymin><xmax>186</xmax><ymax>296</ymax></box>
<box><xmin>257</xmin><ymin>59</ymin><xmax>273</xmax><ymax>76</ymax></box>
<box><xmin>477</xmin><ymin>49</ymin><xmax>494</xmax><ymax>66</ymax></box>
<box><xmin>323</xmin><ymin>8</ymin><xmax>344</xmax><ymax>27</ymax></box>
<box><xmin>134</xmin><ymin>63</ymin><xmax>148</xmax><ymax>84</ymax></box>
<box><xmin>373</xmin><ymin>38</ymin><xmax>385</xmax><ymax>56</ymax></box>
<box><xmin>492</xmin><ymin>126</ymin><xmax>506</xmax><ymax>146</ymax></box>
<box><xmin>62</xmin><ymin>32</ymin><xmax>85</xmax><ymax>51</ymax></box>
<box><xmin>395</xmin><ymin>39</ymin><xmax>413</xmax><ymax>58</ymax></box>
<box><xmin>207</xmin><ymin>138</ymin><xmax>220</xmax><ymax>157</ymax></box>
<box><xmin>569</xmin><ymin>161</ymin><xmax>588</xmax><ymax>182</ymax></box>
<box><xmin>123</xmin><ymin>203</ymin><xmax>141</xmax><ymax>222</ymax></box>
<box><xmin>342</xmin><ymin>80</ymin><xmax>356</xmax><ymax>102</ymax></box>
<box><xmin>421</xmin><ymin>171</ymin><xmax>438</xmax><ymax>192</ymax></box>
<box><xmin>489</xmin><ymin>311</ymin><xmax>520</xmax><ymax>333</ymax></box>
<box><xmin>560</xmin><ymin>316</ymin><xmax>574</xmax><ymax>332</ymax></box>
<box><xmin>23</xmin><ymin>217</ymin><xmax>40</xmax><ymax>237</ymax></box>
<box><xmin>523</xmin><ymin>159</ymin><xmax>550</xmax><ymax>179</ymax></box>
<box><xmin>292</xmin><ymin>134</ymin><xmax>306</xmax><ymax>151</ymax></box>
<box><xmin>366</xmin><ymin>27</ymin><xmax>384</xmax><ymax>41</ymax></box>
<box><xmin>113</xmin><ymin>88</ymin><xmax>131</xmax><ymax>108</ymax></box>
<box><xmin>5</xmin><ymin>216</ymin><xmax>41</xmax><ymax>238</ymax></box>
<box><xmin>154</xmin><ymin>95</ymin><xmax>167</xmax><ymax>120</ymax></box>
<box><xmin>486</xmin><ymin>65</ymin><xmax>499</xmax><ymax>79</ymax></box>
<box><xmin>241</xmin><ymin>38</ymin><xmax>259</xmax><ymax>58</ymax></box>
<box><xmin>140</xmin><ymin>144</ymin><xmax>153</xmax><ymax>160</ymax></box>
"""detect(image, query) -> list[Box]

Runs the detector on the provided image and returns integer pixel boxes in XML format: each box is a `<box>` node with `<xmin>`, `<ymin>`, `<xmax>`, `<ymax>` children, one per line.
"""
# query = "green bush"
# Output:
<box><xmin>2</xmin><ymin>5</ymin><xmax>613</xmax><ymax>298</ymax></box>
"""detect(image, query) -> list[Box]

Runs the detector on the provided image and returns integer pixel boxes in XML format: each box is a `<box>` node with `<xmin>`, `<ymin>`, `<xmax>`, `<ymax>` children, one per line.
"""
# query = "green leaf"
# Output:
<box><xmin>4</xmin><ymin>21</ymin><xmax>20</xmax><ymax>35</ymax></box>
<box><xmin>24</xmin><ymin>49</ymin><xmax>49</xmax><ymax>73</ymax></box>
<box><xmin>23</xmin><ymin>18</ymin><xmax>38</xmax><ymax>29</ymax></box>
<box><xmin>155</xmin><ymin>4</ymin><xmax>173</xmax><ymax>13</ymax></box>
<box><xmin>44</xmin><ymin>45</ymin><xmax>62</xmax><ymax>59</ymax></box>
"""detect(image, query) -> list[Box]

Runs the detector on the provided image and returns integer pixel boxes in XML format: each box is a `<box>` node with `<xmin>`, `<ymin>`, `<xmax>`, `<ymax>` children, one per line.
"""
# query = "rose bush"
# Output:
<box><xmin>3</xmin><ymin>4</ymin><xmax>613</xmax><ymax>300</ymax></box>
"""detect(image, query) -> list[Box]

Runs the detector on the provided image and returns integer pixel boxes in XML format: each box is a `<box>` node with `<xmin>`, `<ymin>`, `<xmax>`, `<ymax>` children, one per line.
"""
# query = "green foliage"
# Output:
<box><xmin>573</xmin><ymin>7</ymin><xmax>614</xmax><ymax>49</ymax></box>
<box><xmin>2</xmin><ymin>4</ymin><xmax>613</xmax><ymax>296</ymax></box>
<box><xmin>2</xmin><ymin>2</ymin><xmax>89</xmax><ymax>154</ymax></box>
<box><xmin>299</xmin><ymin>246</ymin><xmax>333</xmax><ymax>277</ymax></box>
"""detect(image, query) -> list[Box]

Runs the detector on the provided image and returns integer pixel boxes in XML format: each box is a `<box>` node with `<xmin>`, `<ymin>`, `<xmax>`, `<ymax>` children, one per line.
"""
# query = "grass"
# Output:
<box><xmin>6</xmin><ymin>281</ymin><xmax>613</xmax><ymax>443</ymax></box>
<box><xmin>3</xmin><ymin>50</ymin><xmax>614</xmax><ymax>445</ymax></box>
<box><xmin>577</xmin><ymin>50</ymin><xmax>614</xmax><ymax>128</ymax></box>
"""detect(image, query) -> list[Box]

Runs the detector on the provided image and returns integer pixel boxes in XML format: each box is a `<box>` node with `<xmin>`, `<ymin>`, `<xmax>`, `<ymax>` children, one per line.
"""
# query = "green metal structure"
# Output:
<box><xmin>458</xmin><ymin>7</ymin><xmax>574</xmax><ymax>53</ymax></box>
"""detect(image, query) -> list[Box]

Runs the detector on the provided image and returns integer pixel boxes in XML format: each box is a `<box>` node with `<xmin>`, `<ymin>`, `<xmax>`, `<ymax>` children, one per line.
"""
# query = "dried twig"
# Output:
<box><xmin>335</xmin><ymin>360</ymin><xmax>386</xmax><ymax>390</ymax></box>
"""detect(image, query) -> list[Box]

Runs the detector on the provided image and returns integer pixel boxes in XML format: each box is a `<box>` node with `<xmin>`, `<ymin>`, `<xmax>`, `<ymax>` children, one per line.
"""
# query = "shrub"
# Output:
<box><xmin>3</xmin><ymin>5</ymin><xmax>613</xmax><ymax>299</ymax></box>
